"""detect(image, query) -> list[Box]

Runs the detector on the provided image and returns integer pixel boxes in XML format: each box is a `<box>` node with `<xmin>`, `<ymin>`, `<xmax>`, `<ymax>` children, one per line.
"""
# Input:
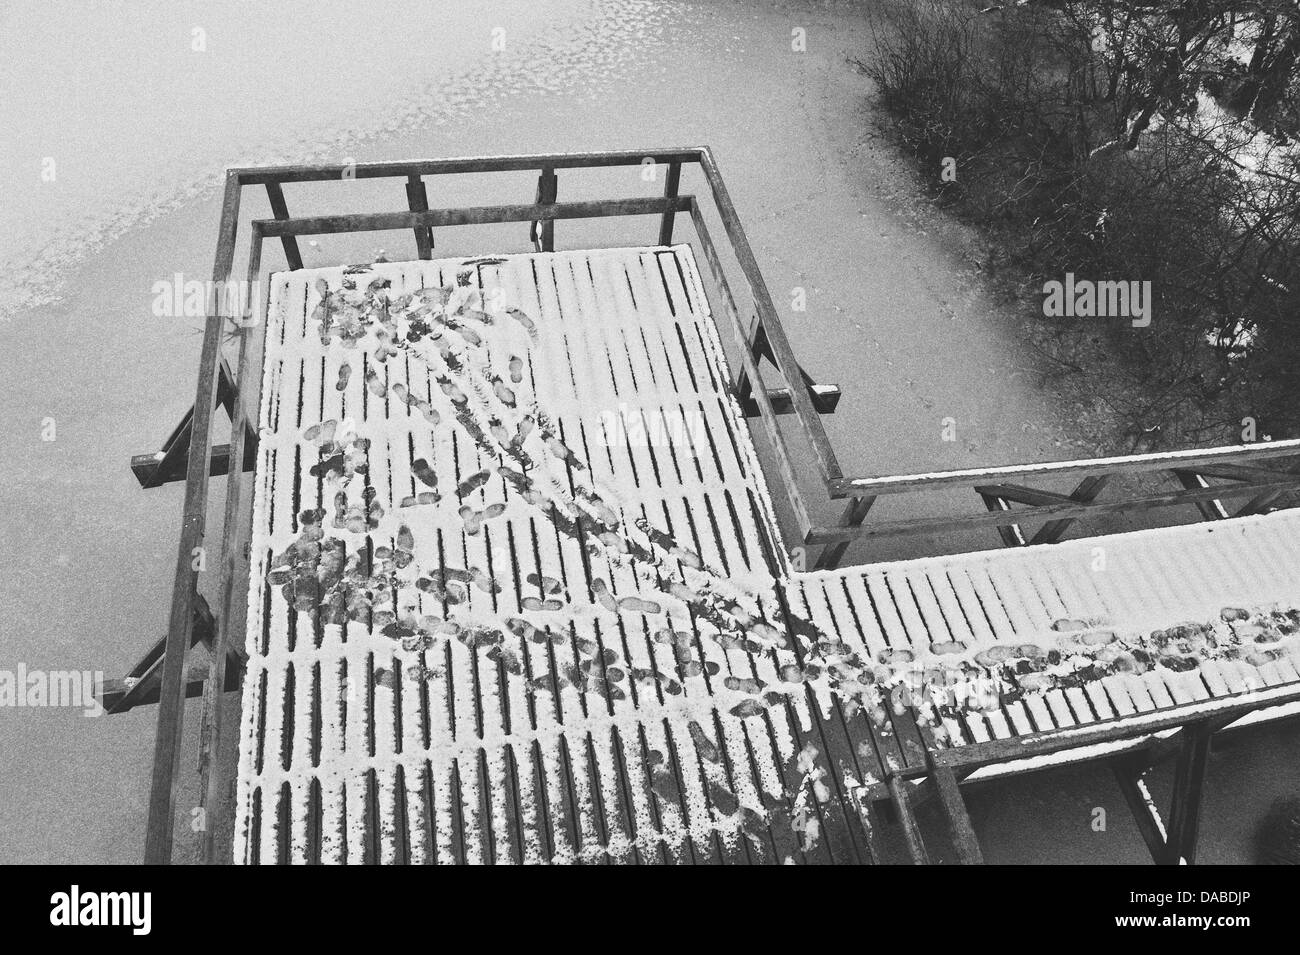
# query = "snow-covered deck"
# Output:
<box><xmin>795</xmin><ymin>511</ymin><xmax>1300</xmax><ymax>760</ymax></box>
<box><xmin>233</xmin><ymin>246</ymin><xmax>853</xmax><ymax>864</ymax></box>
<box><xmin>231</xmin><ymin>245</ymin><xmax>1300</xmax><ymax>865</ymax></box>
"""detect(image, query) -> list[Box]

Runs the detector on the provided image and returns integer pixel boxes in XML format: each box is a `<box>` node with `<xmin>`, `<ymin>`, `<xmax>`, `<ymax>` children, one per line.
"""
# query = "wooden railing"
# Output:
<box><xmin>806</xmin><ymin>440</ymin><xmax>1300</xmax><ymax>568</ymax></box>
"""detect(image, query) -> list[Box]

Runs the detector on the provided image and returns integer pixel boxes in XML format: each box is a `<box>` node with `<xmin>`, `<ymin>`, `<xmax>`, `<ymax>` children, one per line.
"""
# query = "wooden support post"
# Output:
<box><xmin>848</xmin><ymin>786</ymin><xmax>888</xmax><ymax>864</ymax></box>
<box><xmin>813</xmin><ymin>496</ymin><xmax>875</xmax><ymax>570</ymax></box>
<box><xmin>264</xmin><ymin>181</ymin><xmax>303</xmax><ymax>270</ymax></box>
<box><xmin>913</xmin><ymin>719</ymin><xmax>982</xmax><ymax>864</ymax></box>
<box><xmin>531</xmin><ymin>167</ymin><xmax>557</xmax><ymax>252</ymax></box>
<box><xmin>1111</xmin><ymin>753</ymin><xmax>1169</xmax><ymax>864</ymax></box>
<box><xmin>658</xmin><ymin>160</ymin><xmax>681</xmax><ymax>246</ymax></box>
<box><xmin>929</xmin><ymin>764</ymin><xmax>983</xmax><ymax>864</ymax></box>
<box><xmin>1162</xmin><ymin>724</ymin><xmax>1212</xmax><ymax>865</ymax></box>
<box><xmin>405</xmin><ymin>175</ymin><xmax>433</xmax><ymax>259</ymax></box>
<box><xmin>886</xmin><ymin>774</ymin><xmax>930</xmax><ymax>864</ymax></box>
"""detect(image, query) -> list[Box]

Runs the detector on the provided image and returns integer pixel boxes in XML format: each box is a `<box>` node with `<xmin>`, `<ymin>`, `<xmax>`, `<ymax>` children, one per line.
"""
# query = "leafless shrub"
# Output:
<box><xmin>863</xmin><ymin>0</ymin><xmax>1300</xmax><ymax>444</ymax></box>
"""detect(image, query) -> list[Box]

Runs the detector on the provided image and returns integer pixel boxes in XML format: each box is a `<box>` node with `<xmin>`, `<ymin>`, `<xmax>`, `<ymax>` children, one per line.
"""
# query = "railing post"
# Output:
<box><xmin>405</xmin><ymin>175</ymin><xmax>433</xmax><ymax>259</ymax></box>
<box><xmin>659</xmin><ymin>160</ymin><xmax>681</xmax><ymax>246</ymax></box>
<box><xmin>531</xmin><ymin>167</ymin><xmax>557</xmax><ymax>252</ymax></box>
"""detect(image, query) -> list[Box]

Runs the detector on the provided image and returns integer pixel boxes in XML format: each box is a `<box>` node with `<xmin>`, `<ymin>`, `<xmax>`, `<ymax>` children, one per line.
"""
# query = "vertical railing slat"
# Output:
<box><xmin>658</xmin><ymin>160</ymin><xmax>681</xmax><ymax>246</ymax></box>
<box><xmin>406</xmin><ymin>174</ymin><xmax>433</xmax><ymax>259</ymax></box>
<box><xmin>531</xmin><ymin>167</ymin><xmax>557</xmax><ymax>252</ymax></box>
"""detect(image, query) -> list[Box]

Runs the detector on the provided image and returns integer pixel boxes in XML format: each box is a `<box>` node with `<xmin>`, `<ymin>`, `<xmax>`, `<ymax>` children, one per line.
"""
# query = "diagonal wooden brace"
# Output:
<box><xmin>102</xmin><ymin>595</ymin><xmax>245</xmax><ymax>714</ymax></box>
<box><xmin>734</xmin><ymin>322</ymin><xmax>840</xmax><ymax>417</ymax></box>
<box><xmin>132</xmin><ymin>357</ymin><xmax>258</xmax><ymax>488</ymax></box>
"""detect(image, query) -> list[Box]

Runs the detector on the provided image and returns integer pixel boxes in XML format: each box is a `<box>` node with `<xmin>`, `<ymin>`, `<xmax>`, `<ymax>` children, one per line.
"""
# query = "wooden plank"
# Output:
<box><xmin>137</xmin><ymin>360</ymin><xmax>241</xmax><ymax>489</ymax></box>
<box><xmin>831</xmin><ymin>439</ymin><xmax>1300</xmax><ymax>498</ymax></box>
<box><xmin>1183</xmin><ymin>462</ymin><xmax>1300</xmax><ymax>484</ymax></box>
<box><xmin>143</xmin><ymin>172</ymin><xmax>241</xmax><ymax>865</ymax></box>
<box><xmin>929</xmin><ymin>763</ymin><xmax>982</xmax><ymax>864</ymax></box>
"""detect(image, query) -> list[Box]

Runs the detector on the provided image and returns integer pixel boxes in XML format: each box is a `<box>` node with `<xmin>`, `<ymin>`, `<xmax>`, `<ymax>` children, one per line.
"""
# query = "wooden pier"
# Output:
<box><xmin>117</xmin><ymin>148</ymin><xmax>1300</xmax><ymax>864</ymax></box>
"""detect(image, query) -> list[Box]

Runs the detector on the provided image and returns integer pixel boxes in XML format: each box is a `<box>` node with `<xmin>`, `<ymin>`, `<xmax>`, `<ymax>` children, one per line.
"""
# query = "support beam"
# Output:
<box><xmin>1173</xmin><ymin>470</ymin><xmax>1230</xmax><ymax>521</ymax></box>
<box><xmin>734</xmin><ymin>322</ymin><xmax>840</xmax><ymax>415</ymax></box>
<box><xmin>1031</xmin><ymin>473</ymin><xmax>1110</xmax><ymax>544</ymax></box>
<box><xmin>1163</xmin><ymin>724</ymin><xmax>1212</xmax><ymax>865</ymax></box>
<box><xmin>929</xmin><ymin>763</ymin><xmax>983</xmax><ymax>864</ymax></box>
<box><xmin>913</xmin><ymin>721</ymin><xmax>983</xmax><ymax>864</ymax></box>
<box><xmin>132</xmin><ymin>357</ymin><xmax>256</xmax><ymax>489</ymax></box>
<box><xmin>830</xmin><ymin>438</ymin><xmax>1300</xmax><ymax>498</ymax></box>
<box><xmin>739</xmin><ymin>383</ymin><xmax>840</xmax><ymax>418</ymax></box>
<box><xmin>1111</xmin><ymin>753</ymin><xmax>1169</xmax><ymax>864</ymax></box>
<box><xmin>886</xmin><ymin>774</ymin><xmax>930</xmax><ymax>864</ymax></box>
<box><xmin>105</xmin><ymin>598</ymin><xmax>245</xmax><ymax>715</ymax></box>
<box><xmin>100</xmin><ymin>663</ymin><xmax>241</xmax><ymax>713</ymax></box>
<box><xmin>132</xmin><ymin>439</ymin><xmax>257</xmax><ymax>488</ymax></box>
<box><xmin>979</xmin><ymin>492</ymin><xmax>1027</xmax><ymax>547</ymax></box>
<box><xmin>264</xmin><ymin>181</ymin><xmax>303</xmax><ymax>270</ymax></box>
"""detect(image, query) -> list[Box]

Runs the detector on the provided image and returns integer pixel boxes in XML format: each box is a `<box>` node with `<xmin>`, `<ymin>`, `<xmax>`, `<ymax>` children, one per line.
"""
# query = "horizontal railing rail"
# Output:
<box><xmin>829</xmin><ymin>439</ymin><xmax>1300</xmax><ymax>498</ymax></box>
<box><xmin>254</xmin><ymin>195</ymin><xmax>692</xmax><ymax>235</ymax></box>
